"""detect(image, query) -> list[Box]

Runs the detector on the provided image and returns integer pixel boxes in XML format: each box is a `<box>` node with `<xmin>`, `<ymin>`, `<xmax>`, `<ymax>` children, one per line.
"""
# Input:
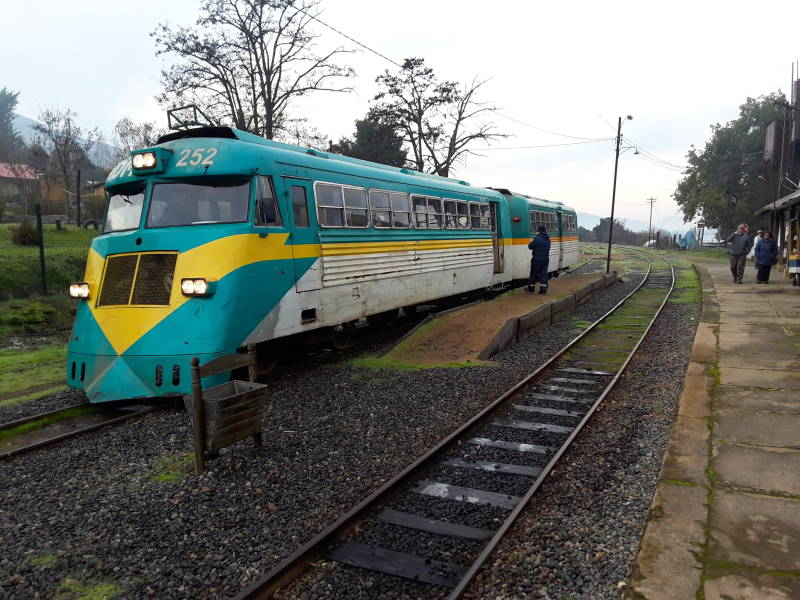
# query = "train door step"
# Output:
<box><xmin>376</xmin><ymin>508</ymin><xmax>492</xmax><ymax>541</ymax></box>
<box><xmin>325</xmin><ymin>542</ymin><xmax>467</xmax><ymax>588</ymax></box>
<box><xmin>412</xmin><ymin>480</ymin><xmax>521</xmax><ymax>509</ymax></box>
<box><xmin>443</xmin><ymin>457</ymin><xmax>542</xmax><ymax>477</ymax></box>
<box><xmin>491</xmin><ymin>418</ymin><xmax>573</xmax><ymax>435</ymax></box>
<box><xmin>467</xmin><ymin>437</ymin><xmax>554</xmax><ymax>455</ymax></box>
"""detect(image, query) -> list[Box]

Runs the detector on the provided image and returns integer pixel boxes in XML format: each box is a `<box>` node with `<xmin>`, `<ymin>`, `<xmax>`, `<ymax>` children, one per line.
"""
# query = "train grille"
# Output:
<box><xmin>98</xmin><ymin>253</ymin><xmax>177</xmax><ymax>306</ymax></box>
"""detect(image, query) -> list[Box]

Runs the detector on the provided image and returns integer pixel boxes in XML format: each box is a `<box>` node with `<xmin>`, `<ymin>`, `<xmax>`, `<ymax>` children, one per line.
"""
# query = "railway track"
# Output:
<box><xmin>234</xmin><ymin>250</ymin><xmax>674</xmax><ymax>599</ymax></box>
<box><xmin>0</xmin><ymin>402</ymin><xmax>158</xmax><ymax>460</ymax></box>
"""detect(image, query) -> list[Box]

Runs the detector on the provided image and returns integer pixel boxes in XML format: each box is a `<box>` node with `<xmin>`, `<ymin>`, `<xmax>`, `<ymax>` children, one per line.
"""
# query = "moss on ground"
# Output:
<box><xmin>28</xmin><ymin>553</ymin><xmax>58</xmax><ymax>567</ymax></box>
<box><xmin>55</xmin><ymin>578</ymin><xmax>122</xmax><ymax>600</ymax></box>
<box><xmin>147</xmin><ymin>453</ymin><xmax>194</xmax><ymax>483</ymax></box>
<box><xmin>348</xmin><ymin>355</ymin><xmax>490</xmax><ymax>371</ymax></box>
<box><xmin>672</xmin><ymin>266</ymin><xmax>701</xmax><ymax>304</ymax></box>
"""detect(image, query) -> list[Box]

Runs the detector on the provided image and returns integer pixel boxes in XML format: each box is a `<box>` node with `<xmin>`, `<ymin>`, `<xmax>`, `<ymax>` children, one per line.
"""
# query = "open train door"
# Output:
<box><xmin>556</xmin><ymin>210</ymin><xmax>565</xmax><ymax>270</ymax></box>
<box><xmin>281</xmin><ymin>176</ymin><xmax>321</xmax><ymax>292</ymax></box>
<box><xmin>490</xmin><ymin>201</ymin><xmax>504</xmax><ymax>273</ymax></box>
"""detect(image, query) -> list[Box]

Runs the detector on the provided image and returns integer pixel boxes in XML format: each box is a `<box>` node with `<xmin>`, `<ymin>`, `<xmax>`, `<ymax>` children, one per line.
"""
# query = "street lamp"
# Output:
<box><xmin>606</xmin><ymin>115</ymin><xmax>633</xmax><ymax>274</ymax></box>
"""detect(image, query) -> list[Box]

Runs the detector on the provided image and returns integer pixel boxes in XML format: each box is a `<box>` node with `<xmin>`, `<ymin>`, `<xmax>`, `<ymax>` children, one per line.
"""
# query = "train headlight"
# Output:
<box><xmin>180</xmin><ymin>278</ymin><xmax>213</xmax><ymax>297</ymax></box>
<box><xmin>69</xmin><ymin>282</ymin><xmax>90</xmax><ymax>299</ymax></box>
<box><xmin>131</xmin><ymin>151</ymin><xmax>157</xmax><ymax>169</ymax></box>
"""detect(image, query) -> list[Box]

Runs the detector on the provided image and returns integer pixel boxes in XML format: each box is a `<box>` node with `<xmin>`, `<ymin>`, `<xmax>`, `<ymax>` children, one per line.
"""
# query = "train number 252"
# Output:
<box><xmin>176</xmin><ymin>147</ymin><xmax>218</xmax><ymax>167</ymax></box>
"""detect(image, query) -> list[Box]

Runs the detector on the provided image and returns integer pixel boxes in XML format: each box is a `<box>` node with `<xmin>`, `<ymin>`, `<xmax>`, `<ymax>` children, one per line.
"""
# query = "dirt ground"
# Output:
<box><xmin>384</xmin><ymin>273</ymin><xmax>603</xmax><ymax>366</ymax></box>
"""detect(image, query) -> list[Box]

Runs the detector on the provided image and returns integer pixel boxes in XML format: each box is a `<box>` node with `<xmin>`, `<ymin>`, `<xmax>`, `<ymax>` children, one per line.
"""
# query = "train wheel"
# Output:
<box><xmin>331</xmin><ymin>324</ymin><xmax>356</xmax><ymax>349</ymax></box>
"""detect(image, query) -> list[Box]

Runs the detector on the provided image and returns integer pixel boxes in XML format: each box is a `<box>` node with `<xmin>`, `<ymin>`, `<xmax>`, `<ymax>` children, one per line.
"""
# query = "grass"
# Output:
<box><xmin>0</xmin><ymin>295</ymin><xmax>76</xmax><ymax>340</ymax></box>
<box><xmin>28</xmin><ymin>553</ymin><xmax>58</xmax><ymax>567</ymax></box>
<box><xmin>0</xmin><ymin>223</ymin><xmax>98</xmax><ymax>300</ymax></box>
<box><xmin>348</xmin><ymin>355</ymin><xmax>489</xmax><ymax>371</ymax></box>
<box><xmin>0</xmin><ymin>343</ymin><xmax>69</xmax><ymax>407</ymax></box>
<box><xmin>671</xmin><ymin>267</ymin><xmax>701</xmax><ymax>304</ymax></box>
<box><xmin>147</xmin><ymin>453</ymin><xmax>194</xmax><ymax>483</ymax></box>
<box><xmin>0</xmin><ymin>405</ymin><xmax>97</xmax><ymax>442</ymax></box>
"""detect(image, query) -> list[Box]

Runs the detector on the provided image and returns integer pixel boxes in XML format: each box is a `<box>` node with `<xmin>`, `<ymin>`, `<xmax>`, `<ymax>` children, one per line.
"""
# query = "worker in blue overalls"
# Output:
<box><xmin>528</xmin><ymin>225</ymin><xmax>551</xmax><ymax>294</ymax></box>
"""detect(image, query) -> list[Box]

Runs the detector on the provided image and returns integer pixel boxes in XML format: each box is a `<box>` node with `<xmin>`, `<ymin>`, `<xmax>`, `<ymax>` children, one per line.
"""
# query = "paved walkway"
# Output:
<box><xmin>630</xmin><ymin>259</ymin><xmax>800</xmax><ymax>599</ymax></box>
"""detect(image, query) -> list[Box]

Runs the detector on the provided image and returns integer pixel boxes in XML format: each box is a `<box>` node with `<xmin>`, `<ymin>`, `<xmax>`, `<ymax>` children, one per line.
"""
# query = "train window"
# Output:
<box><xmin>147</xmin><ymin>177</ymin><xmax>250</xmax><ymax>228</ymax></box>
<box><xmin>369</xmin><ymin>190</ymin><xmax>391</xmax><ymax>228</ymax></box>
<box><xmin>457</xmin><ymin>201</ymin><xmax>469</xmax><ymax>228</ymax></box>
<box><xmin>412</xmin><ymin>195</ymin><xmax>428</xmax><ymax>229</ymax></box>
<box><xmin>255</xmin><ymin>176</ymin><xmax>281</xmax><ymax>226</ymax></box>
<box><xmin>290</xmin><ymin>186</ymin><xmax>310</xmax><ymax>228</ymax></box>
<box><xmin>343</xmin><ymin>186</ymin><xmax>368</xmax><ymax>227</ymax></box>
<box><xmin>390</xmin><ymin>192</ymin><xmax>411</xmax><ymax>228</ymax></box>
<box><xmin>316</xmin><ymin>182</ymin><xmax>344</xmax><ymax>227</ymax></box>
<box><xmin>104</xmin><ymin>183</ymin><xmax>145</xmax><ymax>232</ymax></box>
<box><xmin>443</xmin><ymin>200</ymin><xmax>458</xmax><ymax>229</ymax></box>
<box><xmin>427</xmin><ymin>198</ymin><xmax>443</xmax><ymax>229</ymax></box>
<box><xmin>470</xmin><ymin>203</ymin><xmax>483</xmax><ymax>229</ymax></box>
<box><xmin>480</xmin><ymin>204</ymin><xmax>491</xmax><ymax>230</ymax></box>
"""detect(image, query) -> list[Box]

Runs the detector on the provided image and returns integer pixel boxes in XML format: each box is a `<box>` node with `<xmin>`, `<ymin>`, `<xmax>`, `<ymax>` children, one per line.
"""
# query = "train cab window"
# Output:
<box><xmin>457</xmin><ymin>201</ymin><xmax>469</xmax><ymax>228</ymax></box>
<box><xmin>255</xmin><ymin>176</ymin><xmax>281</xmax><ymax>226</ymax></box>
<box><xmin>343</xmin><ymin>187</ymin><xmax>368</xmax><ymax>227</ymax></box>
<box><xmin>290</xmin><ymin>186</ymin><xmax>310</xmax><ymax>228</ymax></box>
<box><xmin>444</xmin><ymin>200</ymin><xmax>458</xmax><ymax>229</ymax></box>
<box><xmin>369</xmin><ymin>190</ymin><xmax>391</xmax><ymax>228</ymax></box>
<box><xmin>412</xmin><ymin>195</ymin><xmax>428</xmax><ymax>229</ymax></box>
<box><xmin>104</xmin><ymin>183</ymin><xmax>145</xmax><ymax>233</ymax></box>
<box><xmin>469</xmin><ymin>202</ymin><xmax>483</xmax><ymax>229</ymax></box>
<box><xmin>427</xmin><ymin>198</ymin><xmax>443</xmax><ymax>229</ymax></box>
<box><xmin>390</xmin><ymin>192</ymin><xmax>411</xmax><ymax>228</ymax></box>
<box><xmin>147</xmin><ymin>177</ymin><xmax>250</xmax><ymax>228</ymax></box>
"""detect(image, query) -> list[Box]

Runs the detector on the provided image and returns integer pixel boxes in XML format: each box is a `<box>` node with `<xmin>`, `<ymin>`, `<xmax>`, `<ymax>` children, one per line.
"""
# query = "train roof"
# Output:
<box><xmin>488</xmin><ymin>187</ymin><xmax>576</xmax><ymax>214</ymax></box>
<box><xmin>156</xmin><ymin>126</ymin><xmax>478</xmax><ymax>187</ymax></box>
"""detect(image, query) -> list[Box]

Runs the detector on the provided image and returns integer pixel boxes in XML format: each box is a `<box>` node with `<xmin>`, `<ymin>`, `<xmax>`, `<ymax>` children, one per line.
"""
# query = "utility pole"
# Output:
<box><xmin>606</xmin><ymin>116</ymin><xmax>633</xmax><ymax>273</ymax></box>
<box><xmin>646</xmin><ymin>197</ymin><xmax>656</xmax><ymax>246</ymax></box>
<box><xmin>76</xmin><ymin>169</ymin><xmax>82</xmax><ymax>228</ymax></box>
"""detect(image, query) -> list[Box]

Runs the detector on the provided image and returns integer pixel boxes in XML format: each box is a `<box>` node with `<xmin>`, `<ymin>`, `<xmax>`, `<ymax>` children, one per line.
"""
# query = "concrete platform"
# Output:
<box><xmin>629</xmin><ymin>258</ymin><xmax>800</xmax><ymax>599</ymax></box>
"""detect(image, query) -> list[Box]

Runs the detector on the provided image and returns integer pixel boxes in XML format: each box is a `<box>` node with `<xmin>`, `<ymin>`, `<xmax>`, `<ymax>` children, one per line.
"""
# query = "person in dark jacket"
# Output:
<box><xmin>754</xmin><ymin>231</ymin><xmax>778</xmax><ymax>284</ymax></box>
<box><xmin>528</xmin><ymin>225</ymin><xmax>551</xmax><ymax>294</ymax></box>
<box><xmin>725</xmin><ymin>223</ymin><xmax>753</xmax><ymax>284</ymax></box>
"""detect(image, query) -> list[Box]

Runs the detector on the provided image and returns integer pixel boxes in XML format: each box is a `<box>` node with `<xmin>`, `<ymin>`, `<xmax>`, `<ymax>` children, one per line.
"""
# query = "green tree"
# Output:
<box><xmin>330</xmin><ymin>109</ymin><xmax>407</xmax><ymax>167</ymax></box>
<box><xmin>0</xmin><ymin>87</ymin><xmax>23</xmax><ymax>162</ymax></box>
<box><xmin>372</xmin><ymin>58</ymin><xmax>505</xmax><ymax>176</ymax></box>
<box><xmin>674</xmin><ymin>93</ymin><xmax>784</xmax><ymax>235</ymax></box>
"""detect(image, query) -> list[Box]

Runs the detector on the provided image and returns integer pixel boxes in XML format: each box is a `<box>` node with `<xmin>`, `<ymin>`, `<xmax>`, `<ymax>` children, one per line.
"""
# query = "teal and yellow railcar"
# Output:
<box><xmin>66</xmin><ymin>127</ymin><xmax>578</xmax><ymax>403</ymax></box>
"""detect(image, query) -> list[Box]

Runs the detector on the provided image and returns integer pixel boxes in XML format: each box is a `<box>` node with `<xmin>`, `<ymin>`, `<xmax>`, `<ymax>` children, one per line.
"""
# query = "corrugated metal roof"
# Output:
<box><xmin>0</xmin><ymin>162</ymin><xmax>37</xmax><ymax>180</ymax></box>
<box><xmin>756</xmin><ymin>188</ymin><xmax>800</xmax><ymax>214</ymax></box>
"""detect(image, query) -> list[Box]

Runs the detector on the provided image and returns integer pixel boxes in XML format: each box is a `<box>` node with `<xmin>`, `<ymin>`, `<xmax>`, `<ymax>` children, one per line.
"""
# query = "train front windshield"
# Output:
<box><xmin>146</xmin><ymin>177</ymin><xmax>250</xmax><ymax>228</ymax></box>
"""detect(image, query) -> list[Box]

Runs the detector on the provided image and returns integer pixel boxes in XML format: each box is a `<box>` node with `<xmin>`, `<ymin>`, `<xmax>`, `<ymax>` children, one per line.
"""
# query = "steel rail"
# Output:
<box><xmin>0</xmin><ymin>403</ymin><xmax>90</xmax><ymax>431</ymax></box>
<box><xmin>235</xmin><ymin>249</ymin><xmax>661</xmax><ymax>600</ymax></box>
<box><xmin>0</xmin><ymin>405</ymin><xmax>157</xmax><ymax>460</ymax></box>
<box><xmin>448</xmin><ymin>250</ymin><xmax>675</xmax><ymax>598</ymax></box>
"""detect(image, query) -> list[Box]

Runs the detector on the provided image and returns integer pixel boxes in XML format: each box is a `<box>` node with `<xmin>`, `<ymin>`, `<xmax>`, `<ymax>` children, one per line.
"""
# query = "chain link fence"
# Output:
<box><xmin>0</xmin><ymin>204</ymin><xmax>99</xmax><ymax>299</ymax></box>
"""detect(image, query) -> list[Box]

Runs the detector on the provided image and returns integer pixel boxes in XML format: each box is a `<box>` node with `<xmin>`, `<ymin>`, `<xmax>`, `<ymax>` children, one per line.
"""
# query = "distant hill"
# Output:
<box><xmin>578</xmin><ymin>211</ymin><xmax>691</xmax><ymax>234</ymax></box>
<box><xmin>13</xmin><ymin>113</ymin><xmax>118</xmax><ymax>168</ymax></box>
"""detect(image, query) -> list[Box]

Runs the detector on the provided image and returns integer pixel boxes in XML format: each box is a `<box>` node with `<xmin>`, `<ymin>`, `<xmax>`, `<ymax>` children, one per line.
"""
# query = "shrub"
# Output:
<box><xmin>10</xmin><ymin>219</ymin><xmax>39</xmax><ymax>246</ymax></box>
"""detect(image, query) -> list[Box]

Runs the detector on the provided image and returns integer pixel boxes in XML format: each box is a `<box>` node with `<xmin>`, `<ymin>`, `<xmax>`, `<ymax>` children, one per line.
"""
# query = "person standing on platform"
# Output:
<box><xmin>725</xmin><ymin>223</ymin><xmax>753</xmax><ymax>284</ymax></box>
<box><xmin>528</xmin><ymin>225</ymin><xmax>551</xmax><ymax>294</ymax></box>
<box><xmin>754</xmin><ymin>231</ymin><xmax>778</xmax><ymax>284</ymax></box>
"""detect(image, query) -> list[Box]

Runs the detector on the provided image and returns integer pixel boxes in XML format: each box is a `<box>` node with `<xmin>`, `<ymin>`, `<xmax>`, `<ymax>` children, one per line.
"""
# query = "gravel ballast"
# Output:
<box><xmin>0</xmin><ymin>258</ymin><xmax>697</xmax><ymax>600</ymax></box>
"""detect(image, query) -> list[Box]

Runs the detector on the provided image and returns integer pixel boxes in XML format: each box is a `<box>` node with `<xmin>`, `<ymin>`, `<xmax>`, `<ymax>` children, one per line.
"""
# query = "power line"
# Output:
<box><xmin>483</xmin><ymin>138</ymin><xmax>614</xmax><ymax>150</ymax></box>
<box><xmin>621</xmin><ymin>135</ymin><xmax>686</xmax><ymax>169</ymax></box>
<box><xmin>293</xmin><ymin>3</ymin><xmax>613</xmax><ymax>144</ymax></box>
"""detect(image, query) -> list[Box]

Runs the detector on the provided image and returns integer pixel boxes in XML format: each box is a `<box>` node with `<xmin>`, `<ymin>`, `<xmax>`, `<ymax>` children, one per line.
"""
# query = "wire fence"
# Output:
<box><xmin>0</xmin><ymin>205</ymin><xmax>99</xmax><ymax>300</ymax></box>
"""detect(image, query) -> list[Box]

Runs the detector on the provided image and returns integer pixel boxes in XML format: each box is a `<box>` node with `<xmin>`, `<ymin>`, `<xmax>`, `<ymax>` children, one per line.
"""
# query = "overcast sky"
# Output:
<box><xmin>1</xmin><ymin>0</ymin><xmax>797</xmax><ymax>227</ymax></box>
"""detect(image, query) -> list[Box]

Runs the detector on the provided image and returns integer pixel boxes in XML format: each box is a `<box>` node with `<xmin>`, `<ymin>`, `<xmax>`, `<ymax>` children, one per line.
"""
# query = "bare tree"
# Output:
<box><xmin>112</xmin><ymin>117</ymin><xmax>166</xmax><ymax>161</ymax></box>
<box><xmin>373</xmin><ymin>58</ymin><xmax>506</xmax><ymax>177</ymax></box>
<box><xmin>33</xmin><ymin>108</ymin><xmax>101</xmax><ymax>215</ymax></box>
<box><xmin>153</xmin><ymin>0</ymin><xmax>355</xmax><ymax>140</ymax></box>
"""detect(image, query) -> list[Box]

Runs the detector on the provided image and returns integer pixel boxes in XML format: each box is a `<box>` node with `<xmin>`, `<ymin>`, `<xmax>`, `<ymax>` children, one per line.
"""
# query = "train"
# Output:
<box><xmin>66</xmin><ymin>125</ymin><xmax>579</xmax><ymax>403</ymax></box>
